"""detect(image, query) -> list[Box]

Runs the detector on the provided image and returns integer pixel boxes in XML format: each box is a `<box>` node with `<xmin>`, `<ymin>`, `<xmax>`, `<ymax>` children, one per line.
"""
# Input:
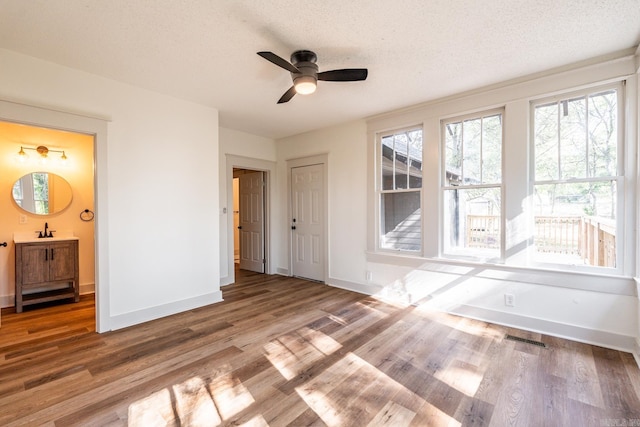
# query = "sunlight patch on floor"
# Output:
<box><xmin>367</xmin><ymin>401</ymin><xmax>417</xmax><ymax>426</ymax></box>
<box><xmin>128</xmin><ymin>371</ymin><xmax>257</xmax><ymax>426</ymax></box>
<box><xmin>294</xmin><ymin>352</ymin><xmax>458</xmax><ymax>426</ymax></box>
<box><xmin>236</xmin><ymin>414</ymin><xmax>269</xmax><ymax>426</ymax></box>
<box><xmin>434</xmin><ymin>359</ymin><xmax>484</xmax><ymax>397</ymax></box>
<box><xmin>128</xmin><ymin>388</ymin><xmax>176</xmax><ymax>426</ymax></box>
<box><xmin>209</xmin><ymin>373</ymin><xmax>256</xmax><ymax>420</ymax></box>
<box><xmin>173</xmin><ymin>376</ymin><xmax>221</xmax><ymax>425</ymax></box>
<box><xmin>263</xmin><ymin>327</ymin><xmax>342</xmax><ymax>380</ymax></box>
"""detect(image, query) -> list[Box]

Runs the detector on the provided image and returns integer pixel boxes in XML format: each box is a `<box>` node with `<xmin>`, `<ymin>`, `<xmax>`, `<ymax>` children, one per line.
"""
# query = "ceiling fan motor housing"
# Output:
<box><xmin>291</xmin><ymin>50</ymin><xmax>319</xmax><ymax>90</ymax></box>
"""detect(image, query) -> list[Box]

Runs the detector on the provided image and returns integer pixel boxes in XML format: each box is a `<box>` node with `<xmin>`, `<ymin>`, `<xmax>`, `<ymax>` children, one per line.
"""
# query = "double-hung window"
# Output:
<box><xmin>532</xmin><ymin>85</ymin><xmax>622</xmax><ymax>269</ymax></box>
<box><xmin>442</xmin><ymin>110</ymin><xmax>503</xmax><ymax>260</ymax></box>
<box><xmin>378</xmin><ymin>127</ymin><xmax>423</xmax><ymax>252</ymax></box>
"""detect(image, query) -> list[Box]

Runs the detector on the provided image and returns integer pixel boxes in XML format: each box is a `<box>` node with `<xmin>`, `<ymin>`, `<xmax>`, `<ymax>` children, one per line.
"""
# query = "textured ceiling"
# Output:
<box><xmin>0</xmin><ymin>1</ymin><xmax>639</xmax><ymax>139</ymax></box>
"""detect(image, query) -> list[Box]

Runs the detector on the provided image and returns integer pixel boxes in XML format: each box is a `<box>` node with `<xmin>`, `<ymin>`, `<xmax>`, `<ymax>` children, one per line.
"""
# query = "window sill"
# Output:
<box><xmin>366</xmin><ymin>251</ymin><xmax>636</xmax><ymax>296</ymax></box>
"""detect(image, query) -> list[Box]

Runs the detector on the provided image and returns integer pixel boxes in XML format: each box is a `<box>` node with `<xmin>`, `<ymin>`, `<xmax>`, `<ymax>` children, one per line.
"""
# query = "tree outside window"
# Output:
<box><xmin>442</xmin><ymin>111</ymin><xmax>503</xmax><ymax>260</ymax></box>
<box><xmin>533</xmin><ymin>88</ymin><xmax>620</xmax><ymax>268</ymax></box>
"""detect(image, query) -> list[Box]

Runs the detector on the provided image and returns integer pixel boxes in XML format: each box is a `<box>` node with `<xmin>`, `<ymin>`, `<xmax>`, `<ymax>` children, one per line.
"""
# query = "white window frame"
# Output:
<box><xmin>375</xmin><ymin>125</ymin><xmax>424</xmax><ymax>255</ymax></box>
<box><xmin>529</xmin><ymin>82</ymin><xmax>625</xmax><ymax>275</ymax></box>
<box><xmin>440</xmin><ymin>108</ymin><xmax>505</xmax><ymax>262</ymax></box>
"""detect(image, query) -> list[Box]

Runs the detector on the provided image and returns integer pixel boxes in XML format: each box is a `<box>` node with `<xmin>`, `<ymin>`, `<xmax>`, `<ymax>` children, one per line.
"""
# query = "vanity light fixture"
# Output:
<box><xmin>18</xmin><ymin>145</ymin><xmax>68</xmax><ymax>164</ymax></box>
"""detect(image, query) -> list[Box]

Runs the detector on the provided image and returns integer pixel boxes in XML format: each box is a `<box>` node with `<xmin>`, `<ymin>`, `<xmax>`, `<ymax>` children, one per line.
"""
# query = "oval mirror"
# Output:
<box><xmin>12</xmin><ymin>172</ymin><xmax>73</xmax><ymax>215</ymax></box>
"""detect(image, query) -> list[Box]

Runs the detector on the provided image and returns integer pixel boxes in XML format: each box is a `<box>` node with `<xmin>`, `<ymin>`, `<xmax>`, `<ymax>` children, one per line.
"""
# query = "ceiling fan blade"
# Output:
<box><xmin>257</xmin><ymin>51</ymin><xmax>300</xmax><ymax>74</ymax></box>
<box><xmin>277</xmin><ymin>86</ymin><xmax>297</xmax><ymax>104</ymax></box>
<box><xmin>317</xmin><ymin>68</ymin><xmax>368</xmax><ymax>82</ymax></box>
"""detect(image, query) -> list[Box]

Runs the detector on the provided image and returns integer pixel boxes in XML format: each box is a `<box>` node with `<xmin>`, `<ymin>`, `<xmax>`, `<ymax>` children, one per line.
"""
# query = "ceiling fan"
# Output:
<box><xmin>257</xmin><ymin>50</ymin><xmax>368</xmax><ymax>104</ymax></box>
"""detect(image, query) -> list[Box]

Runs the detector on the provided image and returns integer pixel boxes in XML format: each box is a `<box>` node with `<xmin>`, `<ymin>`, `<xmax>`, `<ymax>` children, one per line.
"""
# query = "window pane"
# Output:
<box><xmin>560</xmin><ymin>97</ymin><xmax>587</xmax><ymax>179</ymax></box>
<box><xmin>394</xmin><ymin>133</ymin><xmax>409</xmax><ymax>189</ymax></box>
<box><xmin>534</xmin><ymin>103</ymin><xmax>559</xmax><ymax>181</ymax></box>
<box><xmin>588</xmin><ymin>90</ymin><xmax>617</xmax><ymax>177</ymax></box>
<box><xmin>380</xmin><ymin>191</ymin><xmax>421</xmax><ymax>251</ymax></box>
<box><xmin>445</xmin><ymin>122</ymin><xmax>462</xmax><ymax>185</ymax></box>
<box><xmin>407</xmin><ymin>130</ymin><xmax>423</xmax><ymax>189</ymax></box>
<box><xmin>463</xmin><ymin>118</ymin><xmax>481</xmax><ymax>184</ymax></box>
<box><xmin>443</xmin><ymin>187</ymin><xmax>501</xmax><ymax>257</ymax></box>
<box><xmin>381</xmin><ymin>136</ymin><xmax>394</xmax><ymax>190</ymax></box>
<box><xmin>533</xmin><ymin>181</ymin><xmax>616</xmax><ymax>267</ymax></box>
<box><xmin>482</xmin><ymin>114</ymin><xmax>502</xmax><ymax>184</ymax></box>
<box><xmin>381</xmin><ymin>130</ymin><xmax>423</xmax><ymax>191</ymax></box>
<box><xmin>12</xmin><ymin>180</ymin><xmax>23</xmax><ymax>200</ymax></box>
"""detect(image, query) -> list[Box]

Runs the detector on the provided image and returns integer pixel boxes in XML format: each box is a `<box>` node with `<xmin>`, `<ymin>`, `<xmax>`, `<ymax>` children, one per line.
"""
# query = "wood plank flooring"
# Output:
<box><xmin>1</xmin><ymin>269</ymin><xmax>639</xmax><ymax>426</ymax></box>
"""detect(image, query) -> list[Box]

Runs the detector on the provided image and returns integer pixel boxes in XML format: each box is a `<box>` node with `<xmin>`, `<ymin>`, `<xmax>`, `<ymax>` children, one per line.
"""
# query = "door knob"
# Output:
<box><xmin>238</xmin><ymin>226</ymin><xmax>242</xmax><ymax>229</ymax></box>
<box><xmin>291</xmin><ymin>226</ymin><xmax>296</xmax><ymax>230</ymax></box>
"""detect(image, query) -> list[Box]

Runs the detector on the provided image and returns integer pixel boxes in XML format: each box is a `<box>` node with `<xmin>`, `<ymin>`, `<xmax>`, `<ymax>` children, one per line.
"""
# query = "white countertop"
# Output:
<box><xmin>13</xmin><ymin>231</ymin><xmax>78</xmax><ymax>244</ymax></box>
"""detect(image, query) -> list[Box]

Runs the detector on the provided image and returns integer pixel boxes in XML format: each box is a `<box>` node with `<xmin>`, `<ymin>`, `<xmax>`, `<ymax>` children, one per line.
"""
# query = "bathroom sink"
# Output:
<box><xmin>13</xmin><ymin>231</ymin><xmax>78</xmax><ymax>244</ymax></box>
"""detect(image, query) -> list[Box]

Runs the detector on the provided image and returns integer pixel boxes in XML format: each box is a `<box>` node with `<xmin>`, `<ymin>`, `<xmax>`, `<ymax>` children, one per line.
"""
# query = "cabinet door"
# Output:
<box><xmin>20</xmin><ymin>245</ymin><xmax>49</xmax><ymax>285</ymax></box>
<box><xmin>49</xmin><ymin>242</ymin><xmax>76</xmax><ymax>281</ymax></box>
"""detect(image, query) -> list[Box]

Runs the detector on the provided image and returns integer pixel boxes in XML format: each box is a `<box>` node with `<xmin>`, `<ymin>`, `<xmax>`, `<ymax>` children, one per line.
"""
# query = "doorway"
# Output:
<box><xmin>0</xmin><ymin>99</ymin><xmax>109</xmax><ymax>332</ymax></box>
<box><xmin>0</xmin><ymin>120</ymin><xmax>96</xmax><ymax>321</ymax></box>
<box><xmin>233</xmin><ymin>168</ymin><xmax>265</xmax><ymax>273</ymax></box>
<box><xmin>288</xmin><ymin>155</ymin><xmax>328</xmax><ymax>283</ymax></box>
<box><xmin>224</xmin><ymin>155</ymin><xmax>275</xmax><ymax>286</ymax></box>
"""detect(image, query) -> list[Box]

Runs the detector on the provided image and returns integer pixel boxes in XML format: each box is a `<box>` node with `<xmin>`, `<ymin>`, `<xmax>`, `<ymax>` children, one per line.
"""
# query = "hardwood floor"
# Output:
<box><xmin>1</xmin><ymin>269</ymin><xmax>639</xmax><ymax>426</ymax></box>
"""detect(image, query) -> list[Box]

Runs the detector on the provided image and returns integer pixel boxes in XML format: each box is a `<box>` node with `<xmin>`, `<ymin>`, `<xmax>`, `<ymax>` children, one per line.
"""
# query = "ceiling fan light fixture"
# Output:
<box><xmin>294</xmin><ymin>75</ymin><xmax>317</xmax><ymax>95</ymax></box>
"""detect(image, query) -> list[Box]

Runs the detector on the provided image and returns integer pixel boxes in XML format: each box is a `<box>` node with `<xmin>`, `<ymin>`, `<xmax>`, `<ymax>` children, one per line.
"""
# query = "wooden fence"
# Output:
<box><xmin>466</xmin><ymin>215</ymin><xmax>616</xmax><ymax>267</ymax></box>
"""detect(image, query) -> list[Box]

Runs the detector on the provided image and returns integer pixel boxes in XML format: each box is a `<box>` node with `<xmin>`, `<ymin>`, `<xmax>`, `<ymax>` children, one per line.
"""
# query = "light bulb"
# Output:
<box><xmin>17</xmin><ymin>147</ymin><xmax>28</xmax><ymax>163</ymax></box>
<box><xmin>294</xmin><ymin>76</ymin><xmax>317</xmax><ymax>95</ymax></box>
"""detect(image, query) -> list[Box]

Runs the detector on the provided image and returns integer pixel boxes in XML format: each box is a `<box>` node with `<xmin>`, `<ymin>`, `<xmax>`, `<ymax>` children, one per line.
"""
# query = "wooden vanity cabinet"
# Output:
<box><xmin>15</xmin><ymin>239</ymin><xmax>79</xmax><ymax>313</ymax></box>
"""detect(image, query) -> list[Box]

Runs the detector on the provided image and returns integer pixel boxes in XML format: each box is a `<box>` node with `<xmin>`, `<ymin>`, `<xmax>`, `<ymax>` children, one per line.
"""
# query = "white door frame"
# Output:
<box><xmin>287</xmin><ymin>154</ymin><xmax>328</xmax><ymax>283</ymax></box>
<box><xmin>0</xmin><ymin>99</ymin><xmax>110</xmax><ymax>332</ymax></box>
<box><xmin>224</xmin><ymin>154</ymin><xmax>275</xmax><ymax>285</ymax></box>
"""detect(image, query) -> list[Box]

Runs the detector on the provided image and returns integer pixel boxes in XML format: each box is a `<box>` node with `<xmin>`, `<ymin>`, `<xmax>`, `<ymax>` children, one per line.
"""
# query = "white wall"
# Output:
<box><xmin>0</xmin><ymin>49</ymin><xmax>221</xmax><ymax>331</ymax></box>
<box><xmin>276</xmin><ymin>121</ymin><xmax>369</xmax><ymax>288</ymax></box>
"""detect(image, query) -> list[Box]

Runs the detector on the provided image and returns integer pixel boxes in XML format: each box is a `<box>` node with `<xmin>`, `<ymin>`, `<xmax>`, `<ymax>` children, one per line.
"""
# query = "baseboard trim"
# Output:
<box><xmin>277</xmin><ymin>267</ymin><xmax>289</xmax><ymax>276</ymax></box>
<box><xmin>451</xmin><ymin>304</ymin><xmax>637</xmax><ymax>354</ymax></box>
<box><xmin>0</xmin><ymin>295</ymin><xmax>13</xmax><ymax>309</ymax></box>
<box><xmin>80</xmin><ymin>282</ymin><xmax>95</xmax><ymax>295</ymax></box>
<box><xmin>219</xmin><ymin>276</ymin><xmax>234</xmax><ymax>287</ymax></box>
<box><xmin>634</xmin><ymin>338</ymin><xmax>640</xmax><ymax>368</ymax></box>
<box><xmin>327</xmin><ymin>277</ymin><xmax>383</xmax><ymax>296</ymax></box>
<box><xmin>109</xmin><ymin>291</ymin><xmax>223</xmax><ymax>331</ymax></box>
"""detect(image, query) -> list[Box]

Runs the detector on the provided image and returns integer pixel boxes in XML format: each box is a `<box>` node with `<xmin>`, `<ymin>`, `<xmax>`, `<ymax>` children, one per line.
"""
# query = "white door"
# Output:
<box><xmin>291</xmin><ymin>164</ymin><xmax>324</xmax><ymax>282</ymax></box>
<box><xmin>239</xmin><ymin>171</ymin><xmax>265</xmax><ymax>273</ymax></box>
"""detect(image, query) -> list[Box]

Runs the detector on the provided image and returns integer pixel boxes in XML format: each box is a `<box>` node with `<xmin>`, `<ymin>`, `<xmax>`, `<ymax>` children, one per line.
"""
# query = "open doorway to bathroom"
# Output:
<box><xmin>0</xmin><ymin>120</ymin><xmax>95</xmax><ymax>324</ymax></box>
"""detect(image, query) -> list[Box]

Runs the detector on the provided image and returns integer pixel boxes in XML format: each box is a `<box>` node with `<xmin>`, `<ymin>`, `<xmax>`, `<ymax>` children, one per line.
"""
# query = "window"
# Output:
<box><xmin>378</xmin><ymin>128</ymin><xmax>423</xmax><ymax>252</ymax></box>
<box><xmin>442</xmin><ymin>110</ymin><xmax>503</xmax><ymax>259</ymax></box>
<box><xmin>12</xmin><ymin>179</ymin><xmax>23</xmax><ymax>207</ymax></box>
<box><xmin>532</xmin><ymin>86</ymin><xmax>621</xmax><ymax>268</ymax></box>
<box><xmin>31</xmin><ymin>172</ymin><xmax>50</xmax><ymax>214</ymax></box>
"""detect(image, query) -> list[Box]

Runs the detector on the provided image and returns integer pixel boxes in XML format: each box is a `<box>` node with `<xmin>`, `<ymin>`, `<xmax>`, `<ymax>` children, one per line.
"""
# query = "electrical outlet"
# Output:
<box><xmin>504</xmin><ymin>293</ymin><xmax>515</xmax><ymax>307</ymax></box>
<box><xmin>19</xmin><ymin>214</ymin><xmax>27</xmax><ymax>224</ymax></box>
<box><xmin>366</xmin><ymin>271</ymin><xmax>372</xmax><ymax>282</ymax></box>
